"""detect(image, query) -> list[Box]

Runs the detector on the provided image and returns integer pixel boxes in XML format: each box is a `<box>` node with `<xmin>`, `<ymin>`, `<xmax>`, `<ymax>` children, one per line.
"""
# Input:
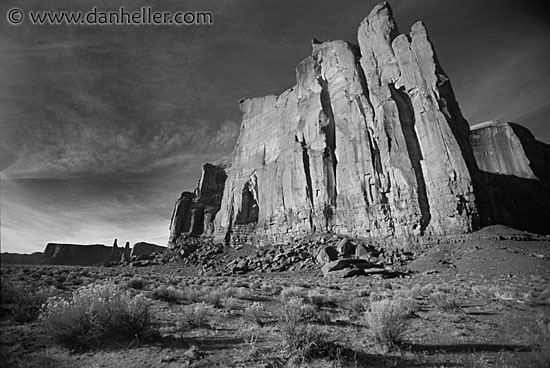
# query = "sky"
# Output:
<box><xmin>1</xmin><ymin>0</ymin><xmax>549</xmax><ymax>253</ymax></box>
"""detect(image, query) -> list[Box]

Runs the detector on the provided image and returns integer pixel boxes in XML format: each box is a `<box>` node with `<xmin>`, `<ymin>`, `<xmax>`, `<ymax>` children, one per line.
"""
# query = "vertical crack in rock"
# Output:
<box><xmin>236</xmin><ymin>173</ymin><xmax>259</xmax><ymax>225</ymax></box>
<box><xmin>391</xmin><ymin>84</ymin><xmax>431</xmax><ymax>232</ymax></box>
<box><xmin>297</xmin><ymin>136</ymin><xmax>314</xmax><ymax>209</ymax></box>
<box><xmin>296</xmin><ymin>134</ymin><xmax>315</xmax><ymax>230</ymax></box>
<box><xmin>317</xmin><ymin>76</ymin><xmax>338</xmax><ymax>206</ymax></box>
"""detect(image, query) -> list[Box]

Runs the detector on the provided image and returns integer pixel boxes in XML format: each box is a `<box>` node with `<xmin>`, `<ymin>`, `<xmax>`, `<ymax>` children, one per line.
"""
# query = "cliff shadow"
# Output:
<box><xmin>477</xmin><ymin>171</ymin><xmax>550</xmax><ymax>235</ymax></box>
<box><xmin>477</xmin><ymin>125</ymin><xmax>550</xmax><ymax>235</ymax></box>
<box><xmin>390</xmin><ymin>84</ymin><xmax>431</xmax><ymax>233</ymax></box>
<box><xmin>509</xmin><ymin>123</ymin><xmax>550</xmax><ymax>183</ymax></box>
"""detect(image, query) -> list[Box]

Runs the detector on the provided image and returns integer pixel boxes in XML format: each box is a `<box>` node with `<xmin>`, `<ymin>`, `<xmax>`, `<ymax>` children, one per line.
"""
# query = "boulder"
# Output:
<box><xmin>355</xmin><ymin>244</ymin><xmax>374</xmax><ymax>260</ymax></box>
<box><xmin>315</xmin><ymin>245</ymin><xmax>338</xmax><ymax>265</ymax></box>
<box><xmin>337</xmin><ymin>238</ymin><xmax>356</xmax><ymax>258</ymax></box>
<box><xmin>321</xmin><ymin>258</ymin><xmax>376</xmax><ymax>277</ymax></box>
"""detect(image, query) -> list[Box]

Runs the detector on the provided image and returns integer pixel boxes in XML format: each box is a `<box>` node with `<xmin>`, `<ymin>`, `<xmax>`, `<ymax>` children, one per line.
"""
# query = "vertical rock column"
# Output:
<box><xmin>357</xmin><ymin>2</ymin><xmax>477</xmax><ymax>236</ymax></box>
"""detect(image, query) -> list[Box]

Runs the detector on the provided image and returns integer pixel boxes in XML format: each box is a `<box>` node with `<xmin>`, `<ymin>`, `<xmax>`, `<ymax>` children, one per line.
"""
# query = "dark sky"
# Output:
<box><xmin>1</xmin><ymin>0</ymin><xmax>549</xmax><ymax>253</ymax></box>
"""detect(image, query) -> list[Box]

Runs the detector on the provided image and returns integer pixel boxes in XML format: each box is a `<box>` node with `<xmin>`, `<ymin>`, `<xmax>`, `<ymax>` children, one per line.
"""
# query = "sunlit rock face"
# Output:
<box><xmin>213</xmin><ymin>2</ymin><xmax>479</xmax><ymax>246</ymax></box>
<box><xmin>471</xmin><ymin>121</ymin><xmax>550</xmax><ymax>234</ymax></box>
<box><xmin>168</xmin><ymin>163</ymin><xmax>228</xmax><ymax>247</ymax></box>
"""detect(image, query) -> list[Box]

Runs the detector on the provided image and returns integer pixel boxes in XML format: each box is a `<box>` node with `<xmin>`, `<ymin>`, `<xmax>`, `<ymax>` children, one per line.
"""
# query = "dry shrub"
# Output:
<box><xmin>280</xmin><ymin>286</ymin><xmax>307</xmax><ymax>302</ymax></box>
<box><xmin>41</xmin><ymin>283</ymin><xmax>153</xmax><ymax>349</ymax></box>
<box><xmin>150</xmin><ymin>285</ymin><xmax>182</xmax><ymax>303</ymax></box>
<box><xmin>430</xmin><ymin>292</ymin><xmax>461</xmax><ymax>312</ymax></box>
<box><xmin>1</xmin><ymin>279</ymin><xmax>57</xmax><ymax>323</ymax></box>
<box><xmin>277</xmin><ymin>297</ymin><xmax>339</xmax><ymax>363</ymax></box>
<box><xmin>202</xmin><ymin>289</ymin><xmax>225</xmax><ymax>308</ymax></box>
<box><xmin>181</xmin><ymin>302</ymin><xmax>211</xmax><ymax>329</ymax></box>
<box><xmin>364</xmin><ymin>297</ymin><xmax>412</xmax><ymax>349</ymax></box>
<box><xmin>243</xmin><ymin>302</ymin><xmax>264</xmax><ymax>327</ymax></box>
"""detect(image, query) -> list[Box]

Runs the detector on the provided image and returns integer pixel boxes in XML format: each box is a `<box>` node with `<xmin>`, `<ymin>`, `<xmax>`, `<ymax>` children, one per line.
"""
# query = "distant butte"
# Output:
<box><xmin>168</xmin><ymin>2</ymin><xmax>550</xmax><ymax>249</ymax></box>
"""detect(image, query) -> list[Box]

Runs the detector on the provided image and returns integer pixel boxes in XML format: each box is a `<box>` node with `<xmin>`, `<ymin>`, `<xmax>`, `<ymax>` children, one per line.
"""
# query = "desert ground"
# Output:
<box><xmin>1</xmin><ymin>226</ymin><xmax>549</xmax><ymax>368</ymax></box>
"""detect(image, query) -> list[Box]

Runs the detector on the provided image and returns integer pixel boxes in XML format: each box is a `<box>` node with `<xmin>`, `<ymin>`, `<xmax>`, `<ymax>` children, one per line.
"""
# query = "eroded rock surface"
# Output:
<box><xmin>214</xmin><ymin>2</ymin><xmax>478</xmax><ymax>246</ymax></box>
<box><xmin>168</xmin><ymin>163</ymin><xmax>228</xmax><ymax>247</ymax></box>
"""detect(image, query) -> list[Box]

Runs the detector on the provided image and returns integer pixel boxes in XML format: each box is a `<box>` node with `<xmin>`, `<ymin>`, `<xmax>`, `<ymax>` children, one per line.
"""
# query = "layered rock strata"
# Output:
<box><xmin>168</xmin><ymin>163</ymin><xmax>228</xmax><ymax>247</ymax></box>
<box><xmin>471</xmin><ymin>121</ymin><xmax>550</xmax><ymax>234</ymax></box>
<box><xmin>213</xmin><ymin>2</ymin><xmax>478</xmax><ymax>245</ymax></box>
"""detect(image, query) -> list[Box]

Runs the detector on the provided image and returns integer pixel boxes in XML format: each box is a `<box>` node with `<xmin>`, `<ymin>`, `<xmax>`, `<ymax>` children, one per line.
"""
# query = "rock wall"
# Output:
<box><xmin>168</xmin><ymin>163</ymin><xmax>228</xmax><ymax>247</ymax></box>
<box><xmin>471</xmin><ymin>121</ymin><xmax>550</xmax><ymax>234</ymax></box>
<box><xmin>130</xmin><ymin>242</ymin><xmax>167</xmax><ymax>258</ymax></box>
<box><xmin>43</xmin><ymin>243</ymin><xmax>113</xmax><ymax>266</ymax></box>
<box><xmin>213</xmin><ymin>2</ymin><xmax>478</xmax><ymax>246</ymax></box>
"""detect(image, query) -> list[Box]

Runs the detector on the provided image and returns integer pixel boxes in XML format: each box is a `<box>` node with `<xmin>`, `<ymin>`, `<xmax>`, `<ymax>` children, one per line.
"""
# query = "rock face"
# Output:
<box><xmin>130</xmin><ymin>242</ymin><xmax>167</xmax><ymax>258</ymax></box>
<box><xmin>43</xmin><ymin>243</ymin><xmax>113</xmax><ymax>266</ymax></box>
<box><xmin>168</xmin><ymin>163</ymin><xmax>228</xmax><ymax>247</ymax></box>
<box><xmin>213</xmin><ymin>2</ymin><xmax>478</xmax><ymax>246</ymax></box>
<box><xmin>471</xmin><ymin>121</ymin><xmax>550</xmax><ymax>234</ymax></box>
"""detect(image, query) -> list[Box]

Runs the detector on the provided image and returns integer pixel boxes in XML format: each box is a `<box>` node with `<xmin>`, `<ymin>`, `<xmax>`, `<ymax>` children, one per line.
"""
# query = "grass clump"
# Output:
<box><xmin>430</xmin><ymin>292</ymin><xmax>461</xmax><ymax>313</ymax></box>
<box><xmin>181</xmin><ymin>302</ymin><xmax>211</xmax><ymax>329</ymax></box>
<box><xmin>364</xmin><ymin>297</ymin><xmax>412</xmax><ymax>349</ymax></box>
<box><xmin>40</xmin><ymin>283</ymin><xmax>153</xmax><ymax>349</ymax></box>
<box><xmin>243</xmin><ymin>301</ymin><xmax>264</xmax><ymax>327</ymax></box>
<box><xmin>150</xmin><ymin>285</ymin><xmax>182</xmax><ymax>303</ymax></box>
<box><xmin>201</xmin><ymin>289</ymin><xmax>225</xmax><ymax>308</ymax></box>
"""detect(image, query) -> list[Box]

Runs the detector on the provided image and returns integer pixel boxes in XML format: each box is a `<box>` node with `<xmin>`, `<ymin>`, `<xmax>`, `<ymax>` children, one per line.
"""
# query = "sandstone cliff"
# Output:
<box><xmin>471</xmin><ymin>121</ymin><xmax>550</xmax><ymax>234</ymax></box>
<box><xmin>130</xmin><ymin>242</ymin><xmax>167</xmax><ymax>258</ymax></box>
<box><xmin>213</xmin><ymin>2</ymin><xmax>478</xmax><ymax>246</ymax></box>
<box><xmin>43</xmin><ymin>243</ymin><xmax>113</xmax><ymax>266</ymax></box>
<box><xmin>168</xmin><ymin>163</ymin><xmax>228</xmax><ymax>247</ymax></box>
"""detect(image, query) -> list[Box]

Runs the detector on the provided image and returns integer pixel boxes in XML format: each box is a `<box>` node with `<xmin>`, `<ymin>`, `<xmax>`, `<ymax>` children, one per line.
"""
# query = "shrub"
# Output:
<box><xmin>280</xmin><ymin>286</ymin><xmax>307</xmax><ymax>302</ymax></box>
<box><xmin>306</xmin><ymin>290</ymin><xmax>338</xmax><ymax>308</ymax></box>
<box><xmin>341</xmin><ymin>298</ymin><xmax>369</xmax><ymax>318</ymax></box>
<box><xmin>1</xmin><ymin>280</ymin><xmax>57</xmax><ymax>323</ymax></box>
<box><xmin>183</xmin><ymin>288</ymin><xmax>205</xmax><ymax>303</ymax></box>
<box><xmin>243</xmin><ymin>302</ymin><xmax>264</xmax><ymax>327</ymax></box>
<box><xmin>41</xmin><ymin>283</ymin><xmax>153</xmax><ymax>349</ymax></box>
<box><xmin>430</xmin><ymin>292</ymin><xmax>461</xmax><ymax>313</ymax></box>
<box><xmin>150</xmin><ymin>286</ymin><xmax>182</xmax><ymax>303</ymax></box>
<box><xmin>181</xmin><ymin>302</ymin><xmax>211</xmax><ymax>329</ymax></box>
<box><xmin>280</xmin><ymin>297</ymin><xmax>319</xmax><ymax>323</ymax></box>
<box><xmin>202</xmin><ymin>289</ymin><xmax>225</xmax><ymax>308</ymax></box>
<box><xmin>222</xmin><ymin>296</ymin><xmax>241</xmax><ymax>311</ymax></box>
<box><xmin>364</xmin><ymin>298</ymin><xmax>411</xmax><ymax>349</ymax></box>
<box><xmin>126</xmin><ymin>277</ymin><xmax>146</xmax><ymax>290</ymax></box>
<box><xmin>277</xmin><ymin>298</ymin><xmax>339</xmax><ymax>363</ymax></box>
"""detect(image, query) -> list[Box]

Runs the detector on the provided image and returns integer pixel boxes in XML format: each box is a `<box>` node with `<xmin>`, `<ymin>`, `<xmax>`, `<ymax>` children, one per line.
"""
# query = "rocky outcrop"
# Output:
<box><xmin>130</xmin><ymin>242</ymin><xmax>167</xmax><ymax>258</ymax></box>
<box><xmin>213</xmin><ymin>2</ymin><xmax>478</xmax><ymax>246</ymax></box>
<box><xmin>43</xmin><ymin>243</ymin><xmax>113</xmax><ymax>266</ymax></box>
<box><xmin>471</xmin><ymin>121</ymin><xmax>550</xmax><ymax>234</ymax></box>
<box><xmin>168</xmin><ymin>163</ymin><xmax>228</xmax><ymax>247</ymax></box>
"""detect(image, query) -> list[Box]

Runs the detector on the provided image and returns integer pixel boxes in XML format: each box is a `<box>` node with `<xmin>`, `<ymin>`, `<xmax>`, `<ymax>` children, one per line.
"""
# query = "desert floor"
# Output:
<box><xmin>1</xmin><ymin>226</ymin><xmax>549</xmax><ymax>367</ymax></box>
